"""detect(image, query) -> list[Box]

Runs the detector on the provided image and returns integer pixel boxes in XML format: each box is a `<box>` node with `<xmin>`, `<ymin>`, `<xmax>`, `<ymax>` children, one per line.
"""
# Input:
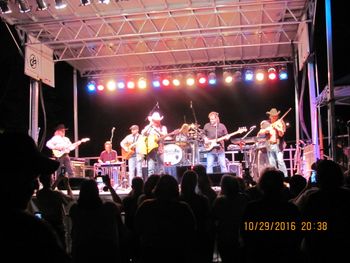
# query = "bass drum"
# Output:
<box><xmin>163</xmin><ymin>144</ymin><xmax>183</xmax><ymax>166</ymax></box>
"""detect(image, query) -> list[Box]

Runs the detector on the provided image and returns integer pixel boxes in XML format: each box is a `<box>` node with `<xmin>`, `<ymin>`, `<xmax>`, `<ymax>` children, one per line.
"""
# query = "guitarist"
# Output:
<box><xmin>203</xmin><ymin>111</ymin><xmax>228</xmax><ymax>174</ymax></box>
<box><xmin>46</xmin><ymin>124</ymin><xmax>77</xmax><ymax>177</ymax></box>
<box><xmin>141</xmin><ymin>111</ymin><xmax>168</xmax><ymax>176</ymax></box>
<box><xmin>120</xmin><ymin>125</ymin><xmax>144</xmax><ymax>183</ymax></box>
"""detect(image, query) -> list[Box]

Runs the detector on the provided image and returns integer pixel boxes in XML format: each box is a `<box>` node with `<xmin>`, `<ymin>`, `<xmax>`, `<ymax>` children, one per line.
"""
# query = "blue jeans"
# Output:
<box><xmin>267</xmin><ymin>144</ymin><xmax>288</xmax><ymax>177</ymax></box>
<box><xmin>128</xmin><ymin>155</ymin><xmax>143</xmax><ymax>185</ymax></box>
<box><xmin>206</xmin><ymin>151</ymin><xmax>227</xmax><ymax>173</ymax></box>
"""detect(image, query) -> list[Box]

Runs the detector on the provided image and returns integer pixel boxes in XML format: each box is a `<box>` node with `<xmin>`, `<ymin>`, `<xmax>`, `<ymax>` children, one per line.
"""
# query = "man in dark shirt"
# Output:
<box><xmin>203</xmin><ymin>111</ymin><xmax>228</xmax><ymax>173</ymax></box>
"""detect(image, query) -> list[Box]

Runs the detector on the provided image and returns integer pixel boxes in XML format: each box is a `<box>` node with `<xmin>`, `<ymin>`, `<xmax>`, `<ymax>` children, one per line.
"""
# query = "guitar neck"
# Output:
<box><xmin>215</xmin><ymin>131</ymin><xmax>239</xmax><ymax>142</ymax></box>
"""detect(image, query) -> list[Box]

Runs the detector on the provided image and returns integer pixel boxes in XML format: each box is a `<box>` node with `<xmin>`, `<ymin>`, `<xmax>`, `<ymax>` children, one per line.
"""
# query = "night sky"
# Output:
<box><xmin>1</xmin><ymin>1</ymin><xmax>349</xmax><ymax>158</ymax></box>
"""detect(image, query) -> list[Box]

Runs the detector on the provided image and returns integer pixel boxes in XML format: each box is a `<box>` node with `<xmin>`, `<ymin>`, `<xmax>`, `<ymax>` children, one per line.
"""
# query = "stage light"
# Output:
<box><xmin>36</xmin><ymin>0</ymin><xmax>47</xmax><ymax>10</ymax></box>
<box><xmin>87</xmin><ymin>81</ymin><xmax>96</xmax><ymax>92</ymax></box>
<box><xmin>197</xmin><ymin>73</ymin><xmax>207</xmax><ymax>85</ymax></box>
<box><xmin>172</xmin><ymin>78</ymin><xmax>181</xmax><ymax>87</ymax></box>
<box><xmin>208</xmin><ymin>72</ymin><xmax>216</xmax><ymax>85</ymax></box>
<box><xmin>55</xmin><ymin>0</ymin><xmax>67</xmax><ymax>9</ymax></box>
<box><xmin>186</xmin><ymin>74</ymin><xmax>195</xmax><ymax>86</ymax></box>
<box><xmin>233</xmin><ymin>70</ymin><xmax>242</xmax><ymax>81</ymax></box>
<box><xmin>137</xmin><ymin>77</ymin><xmax>147</xmax><ymax>89</ymax></box>
<box><xmin>267</xmin><ymin>67</ymin><xmax>277</xmax><ymax>80</ymax></box>
<box><xmin>255</xmin><ymin>70</ymin><xmax>265</xmax><ymax>81</ymax></box>
<box><xmin>0</xmin><ymin>0</ymin><xmax>12</xmax><ymax>13</ymax></box>
<box><xmin>98</xmin><ymin>0</ymin><xmax>110</xmax><ymax>4</ymax></box>
<box><xmin>80</xmin><ymin>0</ymin><xmax>90</xmax><ymax>6</ymax></box>
<box><xmin>97</xmin><ymin>84</ymin><xmax>105</xmax><ymax>91</ymax></box>
<box><xmin>127</xmin><ymin>81</ymin><xmax>135</xmax><ymax>89</ymax></box>
<box><xmin>162</xmin><ymin>78</ymin><xmax>170</xmax><ymax>87</ymax></box>
<box><xmin>18</xmin><ymin>0</ymin><xmax>31</xmax><ymax>13</ymax></box>
<box><xmin>223</xmin><ymin>71</ymin><xmax>233</xmax><ymax>84</ymax></box>
<box><xmin>117</xmin><ymin>81</ymin><xmax>125</xmax><ymax>89</ymax></box>
<box><xmin>106</xmin><ymin>80</ymin><xmax>116</xmax><ymax>91</ymax></box>
<box><xmin>279</xmin><ymin>67</ymin><xmax>288</xmax><ymax>80</ymax></box>
<box><xmin>152</xmin><ymin>76</ymin><xmax>161</xmax><ymax>88</ymax></box>
<box><xmin>244</xmin><ymin>70</ymin><xmax>254</xmax><ymax>81</ymax></box>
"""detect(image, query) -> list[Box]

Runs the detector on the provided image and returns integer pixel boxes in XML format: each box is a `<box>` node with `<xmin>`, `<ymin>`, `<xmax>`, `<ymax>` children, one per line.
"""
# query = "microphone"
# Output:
<box><xmin>190</xmin><ymin>101</ymin><xmax>193</xmax><ymax>108</ymax></box>
<box><xmin>156</xmin><ymin>102</ymin><xmax>159</xmax><ymax>109</ymax></box>
<box><xmin>112</xmin><ymin>127</ymin><xmax>115</xmax><ymax>132</ymax></box>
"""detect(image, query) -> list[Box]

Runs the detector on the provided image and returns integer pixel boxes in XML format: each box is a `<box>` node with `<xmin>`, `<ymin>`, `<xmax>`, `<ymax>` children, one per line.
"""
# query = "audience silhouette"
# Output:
<box><xmin>0</xmin><ymin>131</ymin><xmax>70</xmax><ymax>263</ymax></box>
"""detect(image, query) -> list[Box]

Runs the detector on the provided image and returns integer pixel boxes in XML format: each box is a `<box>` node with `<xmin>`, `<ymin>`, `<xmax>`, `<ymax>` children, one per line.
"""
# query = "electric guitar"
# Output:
<box><xmin>203</xmin><ymin>127</ymin><xmax>247</xmax><ymax>152</ymax></box>
<box><xmin>52</xmin><ymin>138</ymin><xmax>90</xmax><ymax>158</ymax></box>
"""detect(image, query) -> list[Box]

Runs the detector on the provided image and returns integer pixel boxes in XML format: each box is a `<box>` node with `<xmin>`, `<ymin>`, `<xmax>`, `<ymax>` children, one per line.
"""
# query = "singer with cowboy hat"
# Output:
<box><xmin>141</xmin><ymin>111</ymin><xmax>168</xmax><ymax>176</ymax></box>
<box><xmin>257</xmin><ymin>108</ymin><xmax>288</xmax><ymax>177</ymax></box>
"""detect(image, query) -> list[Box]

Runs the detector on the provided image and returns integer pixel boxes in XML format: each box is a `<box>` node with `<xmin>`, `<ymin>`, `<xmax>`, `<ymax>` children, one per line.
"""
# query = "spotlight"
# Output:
<box><xmin>162</xmin><ymin>78</ymin><xmax>170</xmax><ymax>87</ymax></box>
<box><xmin>127</xmin><ymin>81</ymin><xmax>135</xmax><ymax>89</ymax></box>
<box><xmin>233</xmin><ymin>70</ymin><xmax>242</xmax><ymax>81</ymax></box>
<box><xmin>255</xmin><ymin>70</ymin><xmax>265</xmax><ymax>81</ymax></box>
<box><xmin>137</xmin><ymin>77</ymin><xmax>147</xmax><ymax>89</ymax></box>
<box><xmin>36</xmin><ymin>0</ymin><xmax>47</xmax><ymax>10</ymax></box>
<box><xmin>87</xmin><ymin>81</ymin><xmax>96</xmax><ymax>92</ymax></box>
<box><xmin>172</xmin><ymin>75</ymin><xmax>182</xmax><ymax>87</ymax></box>
<box><xmin>186</xmin><ymin>74</ymin><xmax>195</xmax><ymax>86</ymax></box>
<box><xmin>117</xmin><ymin>81</ymin><xmax>125</xmax><ymax>89</ymax></box>
<box><xmin>106</xmin><ymin>80</ymin><xmax>116</xmax><ymax>91</ymax></box>
<box><xmin>223</xmin><ymin>71</ymin><xmax>233</xmax><ymax>84</ymax></box>
<box><xmin>279</xmin><ymin>67</ymin><xmax>288</xmax><ymax>80</ymax></box>
<box><xmin>208</xmin><ymin>72</ymin><xmax>217</xmax><ymax>85</ymax></box>
<box><xmin>0</xmin><ymin>0</ymin><xmax>12</xmax><ymax>13</ymax></box>
<box><xmin>54</xmin><ymin>0</ymin><xmax>67</xmax><ymax>9</ymax></box>
<box><xmin>244</xmin><ymin>70</ymin><xmax>254</xmax><ymax>81</ymax></box>
<box><xmin>97</xmin><ymin>84</ymin><xmax>105</xmax><ymax>91</ymax></box>
<box><xmin>18</xmin><ymin>0</ymin><xmax>31</xmax><ymax>13</ymax></box>
<box><xmin>152</xmin><ymin>76</ymin><xmax>161</xmax><ymax>88</ymax></box>
<box><xmin>197</xmin><ymin>73</ymin><xmax>207</xmax><ymax>85</ymax></box>
<box><xmin>267</xmin><ymin>67</ymin><xmax>277</xmax><ymax>80</ymax></box>
<box><xmin>98</xmin><ymin>0</ymin><xmax>110</xmax><ymax>3</ymax></box>
<box><xmin>80</xmin><ymin>0</ymin><xmax>90</xmax><ymax>6</ymax></box>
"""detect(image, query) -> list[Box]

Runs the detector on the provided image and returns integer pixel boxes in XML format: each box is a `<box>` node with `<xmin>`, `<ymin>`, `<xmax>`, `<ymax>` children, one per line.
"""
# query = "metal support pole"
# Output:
<box><xmin>29</xmin><ymin>79</ymin><xmax>39</xmax><ymax>143</ymax></box>
<box><xmin>73</xmin><ymin>69</ymin><xmax>79</xmax><ymax>157</ymax></box>
<box><xmin>307</xmin><ymin>62</ymin><xmax>320</xmax><ymax>159</ymax></box>
<box><xmin>325</xmin><ymin>0</ymin><xmax>336</xmax><ymax>160</ymax></box>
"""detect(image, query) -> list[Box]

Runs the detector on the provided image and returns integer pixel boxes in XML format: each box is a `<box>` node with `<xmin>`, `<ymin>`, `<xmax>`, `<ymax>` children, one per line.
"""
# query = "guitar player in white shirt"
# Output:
<box><xmin>46</xmin><ymin>124</ymin><xmax>82</xmax><ymax>177</ymax></box>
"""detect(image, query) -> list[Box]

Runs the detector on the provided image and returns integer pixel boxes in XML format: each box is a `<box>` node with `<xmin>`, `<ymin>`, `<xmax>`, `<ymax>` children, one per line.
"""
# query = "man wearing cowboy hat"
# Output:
<box><xmin>120</xmin><ymin>124</ymin><xmax>145</xmax><ymax>184</ymax></box>
<box><xmin>46</xmin><ymin>124</ymin><xmax>78</xmax><ymax>177</ymax></box>
<box><xmin>257</xmin><ymin>108</ymin><xmax>288</xmax><ymax>177</ymax></box>
<box><xmin>141</xmin><ymin>111</ymin><xmax>168</xmax><ymax>176</ymax></box>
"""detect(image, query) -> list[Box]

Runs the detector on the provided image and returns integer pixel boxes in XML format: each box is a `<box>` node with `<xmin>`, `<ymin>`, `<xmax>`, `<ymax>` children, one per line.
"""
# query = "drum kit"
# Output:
<box><xmin>163</xmin><ymin>123</ymin><xmax>205</xmax><ymax>166</ymax></box>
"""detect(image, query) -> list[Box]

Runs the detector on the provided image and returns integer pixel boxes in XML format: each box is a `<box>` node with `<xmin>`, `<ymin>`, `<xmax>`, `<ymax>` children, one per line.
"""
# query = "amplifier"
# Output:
<box><xmin>71</xmin><ymin>161</ymin><xmax>85</xmax><ymax>177</ymax></box>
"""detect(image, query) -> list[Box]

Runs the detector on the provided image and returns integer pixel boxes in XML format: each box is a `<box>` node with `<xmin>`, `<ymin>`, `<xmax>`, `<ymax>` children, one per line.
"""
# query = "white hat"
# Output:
<box><xmin>148</xmin><ymin>111</ymin><xmax>164</xmax><ymax>121</ymax></box>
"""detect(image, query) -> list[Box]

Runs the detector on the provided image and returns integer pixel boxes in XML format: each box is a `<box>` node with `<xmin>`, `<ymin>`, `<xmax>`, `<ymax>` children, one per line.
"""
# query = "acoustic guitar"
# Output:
<box><xmin>52</xmin><ymin>138</ymin><xmax>90</xmax><ymax>158</ymax></box>
<box><xmin>203</xmin><ymin>127</ymin><xmax>247</xmax><ymax>152</ymax></box>
<box><xmin>121</xmin><ymin>141</ymin><xmax>138</xmax><ymax>160</ymax></box>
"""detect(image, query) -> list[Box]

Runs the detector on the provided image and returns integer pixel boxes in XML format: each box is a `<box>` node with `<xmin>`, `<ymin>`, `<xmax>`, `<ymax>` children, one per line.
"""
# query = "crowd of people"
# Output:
<box><xmin>2</xmin><ymin>130</ymin><xmax>350</xmax><ymax>263</ymax></box>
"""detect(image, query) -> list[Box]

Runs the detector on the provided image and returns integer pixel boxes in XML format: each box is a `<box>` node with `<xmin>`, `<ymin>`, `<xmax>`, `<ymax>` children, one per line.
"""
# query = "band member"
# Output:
<box><xmin>120</xmin><ymin>125</ymin><xmax>144</xmax><ymax>185</ymax></box>
<box><xmin>203</xmin><ymin>111</ymin><xmax>228</xmax><ymax>174</ymax></box>
<box><xmin>46</xmin><ymin>124</ymin><xmax>78</xmax><ymax>177</ymax></box>
<box><xmin>257</xmin><ymin>108</ymin><xmax>288</xmax><ymax>177</ymax></box>
<box><xmin>97</xmin><ymin>141</ymin><xmax>119</xmax><ymax>187</ymax></box>
<box><xmin>141</xmin><ymin>111</ymin><xmax>168</xmax><ymax>176</ymax></box>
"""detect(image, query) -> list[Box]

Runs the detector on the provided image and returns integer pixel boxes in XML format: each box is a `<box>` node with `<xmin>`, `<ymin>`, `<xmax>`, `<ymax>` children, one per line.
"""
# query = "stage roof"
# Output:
<box><xmin>1</xmin><ymin>0</ymin><xmax>310</xmax><ymax>78</ymax></box>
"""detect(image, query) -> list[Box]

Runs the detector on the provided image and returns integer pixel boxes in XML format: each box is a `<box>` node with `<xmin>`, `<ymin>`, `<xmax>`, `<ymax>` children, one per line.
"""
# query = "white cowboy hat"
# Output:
<box><xmin>148</xmin><ymin>111</ymin><xmax>164</xmax><ymax>121</ymax></box>
<box><xmin>266</xmin><ymin>108</ymin><xmax>280</xmax><ymax>116</ymax></box>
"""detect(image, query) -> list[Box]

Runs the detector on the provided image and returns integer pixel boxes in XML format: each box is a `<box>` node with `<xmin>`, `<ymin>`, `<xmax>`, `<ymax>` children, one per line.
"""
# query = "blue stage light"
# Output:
<box><xmin>87</xmin><ymin>81</ymin><xmax>96</xmax><ymax>92</ymax></box>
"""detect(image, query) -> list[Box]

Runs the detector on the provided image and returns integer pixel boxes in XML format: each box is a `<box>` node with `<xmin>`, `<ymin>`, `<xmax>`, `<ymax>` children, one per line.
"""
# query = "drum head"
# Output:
<box><xmin>164</xmin><ymin>144</ymin><xmax>183</xmax><ymax>165</ymax></box>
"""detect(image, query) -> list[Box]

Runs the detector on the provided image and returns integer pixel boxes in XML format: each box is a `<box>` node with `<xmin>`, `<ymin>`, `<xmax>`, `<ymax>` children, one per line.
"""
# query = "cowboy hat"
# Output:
<box><xmin>266</xmin><ymin>108</ymin><xmax>280</xmax><ymax>116</ymax></box>
<box><xmin>55</xmin><ymin>124</ymin><xmax>68</xmax><ymax>131</ymax></box>
<box><xmin>148</xmin><ymin>112</ymin><xmax>164</xmax><ymax>121</ymax></box>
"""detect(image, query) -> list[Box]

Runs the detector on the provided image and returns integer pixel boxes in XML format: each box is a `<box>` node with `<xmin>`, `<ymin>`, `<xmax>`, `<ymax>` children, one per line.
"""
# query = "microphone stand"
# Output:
<box><xmin>190</xmin><ymin>101</ymin><xmax>199</xmax><ymax>165</ymax></box>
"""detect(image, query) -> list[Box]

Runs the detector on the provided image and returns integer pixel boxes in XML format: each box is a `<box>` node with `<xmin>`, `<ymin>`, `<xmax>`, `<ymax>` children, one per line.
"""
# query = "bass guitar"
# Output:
<box><xmin>203</xmin><ymin>127</ymin><xmax>247</xmax><ymax>152</ymax></box>
<box><xmin>52</xmin><ymin>138</ymin><xmax>90</xmax><ymax>158</ymax></box>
